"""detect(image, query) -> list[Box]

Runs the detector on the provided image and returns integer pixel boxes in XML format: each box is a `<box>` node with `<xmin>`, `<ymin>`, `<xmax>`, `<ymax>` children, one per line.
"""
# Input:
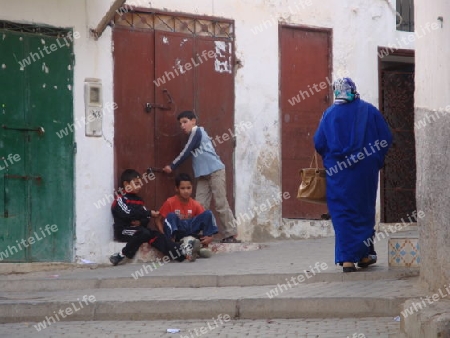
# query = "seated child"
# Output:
<box><xmin>109</xmin><ymin>169</ymin><xmax>197</xmax><ymax>265</ymax></box>
<box><xmin>155</xmin><ymin>173</ymin><xmax>218</xmax><ymax>259</ymax></box>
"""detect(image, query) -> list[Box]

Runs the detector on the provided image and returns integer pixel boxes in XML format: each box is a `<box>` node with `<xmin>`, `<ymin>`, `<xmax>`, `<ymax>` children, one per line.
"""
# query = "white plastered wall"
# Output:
<box><xmin>143</xmin><ymin>0</ymin><xmax>417</xmax><ymax>242</ymax></box>
<box><xmin>1</xmin><ymin>0</ymin><xmax>419</xmax><ymax>262</ymax></box>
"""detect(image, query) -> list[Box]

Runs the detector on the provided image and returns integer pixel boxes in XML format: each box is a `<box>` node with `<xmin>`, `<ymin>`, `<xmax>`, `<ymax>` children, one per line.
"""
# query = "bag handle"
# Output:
<box><xmin>309</xmin><ymin>151</ymin><xmax>319</xmax><ymax>169</ymax></box>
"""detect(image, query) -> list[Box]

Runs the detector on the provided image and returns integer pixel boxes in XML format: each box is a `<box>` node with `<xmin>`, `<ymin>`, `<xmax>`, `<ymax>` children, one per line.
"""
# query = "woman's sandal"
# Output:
<box><xmin>357</xmin><ymin>256</ymin><xmax>377</xmax><ymax>268</ymax></box>
<box><xmin>343</xmin><ymin>266</ymin><xmax>357</xmax><ymax>272</ymax></box>
<box><xmin>342</xmin><ymin>263</ymin><xmax>357</xmax><ymax>273</ymax></box>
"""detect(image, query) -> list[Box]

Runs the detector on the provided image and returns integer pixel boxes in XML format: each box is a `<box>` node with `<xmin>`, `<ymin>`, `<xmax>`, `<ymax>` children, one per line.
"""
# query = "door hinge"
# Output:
<box><xmin>73</xmin><ymin>142</ymin><xmax>77</xmax><ymax>154</ymax></box>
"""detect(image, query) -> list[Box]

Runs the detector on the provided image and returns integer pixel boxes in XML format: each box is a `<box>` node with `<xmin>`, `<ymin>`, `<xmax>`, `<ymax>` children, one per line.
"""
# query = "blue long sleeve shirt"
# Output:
<box><xmin>171</xmin><ymin>126</ymin><xmax>225</xmax><ymax>177</ymax></box>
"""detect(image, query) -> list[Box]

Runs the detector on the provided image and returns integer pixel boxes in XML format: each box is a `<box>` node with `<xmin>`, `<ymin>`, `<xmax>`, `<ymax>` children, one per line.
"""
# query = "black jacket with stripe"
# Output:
<box><xmin>111</xmin><ymin>193</ymin><xmax>150</xmax><ymax>232</ymax></box>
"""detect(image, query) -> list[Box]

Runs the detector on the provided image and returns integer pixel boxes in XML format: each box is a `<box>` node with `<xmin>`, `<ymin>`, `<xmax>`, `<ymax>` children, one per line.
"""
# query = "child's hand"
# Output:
<box><xmin>200</xmin><ymin>236</ymin><xmax>213</xmax><ymax>246</ymax></box>
<box><xmin>131</xmin><ymin>220</ymin><xmax>141</xmax><ymax>227</ymax></box>
<box><xmin>151</xmin><ymin>210</ymin><xmax>160</xmax><ymax>218</ymax></box>
<box><xmin>162</xmin><ymin>165</ymin><xmax>172</xmax><ymax>174</ymax></box>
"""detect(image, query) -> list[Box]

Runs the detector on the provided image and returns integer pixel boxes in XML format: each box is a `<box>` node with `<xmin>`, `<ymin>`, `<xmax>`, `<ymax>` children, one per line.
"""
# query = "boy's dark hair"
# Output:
<box><xmin>120</xmin><ymin>169</ymin><xmax>140</xmax><ymax>187</ymax></box>
<box><xmin>175</xmin><ymin>173</ymin><xmax>193</xmax><ymax>187</ymax></box>
<box><xmin>177</xmin><ymin>110</ymin><xmax>197</xmax><ymax>121</ymax></box>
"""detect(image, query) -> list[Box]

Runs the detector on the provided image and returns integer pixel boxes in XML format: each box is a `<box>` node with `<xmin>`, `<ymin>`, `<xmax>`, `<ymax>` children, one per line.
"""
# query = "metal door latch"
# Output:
<box><xmin>145</xmin><ymin>89</ymin><xmax>173</xmax><ymax>112</ymax></box>
<box><xmin>2</xmin><ymin>125</ymin><xmax>45</xmax><ymax>135</ymax></box>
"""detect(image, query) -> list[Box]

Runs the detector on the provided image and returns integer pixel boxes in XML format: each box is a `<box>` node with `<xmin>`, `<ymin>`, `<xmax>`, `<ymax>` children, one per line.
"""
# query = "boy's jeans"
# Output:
<box><xmin>195</xmin><ymin>168</ymin><xmax>237</xmax><ymax>237</ymax></box>
<box><xmin>164</xmin><ymin>210</ymin><xmax>218</xmax><ymax>242</ymax></box>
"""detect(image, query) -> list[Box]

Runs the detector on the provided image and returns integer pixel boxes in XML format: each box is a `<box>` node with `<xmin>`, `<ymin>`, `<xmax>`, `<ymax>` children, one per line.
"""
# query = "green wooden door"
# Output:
<box><xmin>0</xmin><ymin>28</ymin><xmax>74</xmax><ymax>262</ymax></box>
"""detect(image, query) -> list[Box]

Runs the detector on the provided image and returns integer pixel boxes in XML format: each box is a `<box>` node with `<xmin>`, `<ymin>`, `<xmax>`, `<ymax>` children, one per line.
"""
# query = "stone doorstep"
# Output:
<box><xmin>112</xmin><ymin>241</ymin><xmax>263</xmax><ymax>264</ymax></box>
<box><xmin>0</xmin><ymin>242</ymin><xmax>263</xmax><ymax>275</ymax></box>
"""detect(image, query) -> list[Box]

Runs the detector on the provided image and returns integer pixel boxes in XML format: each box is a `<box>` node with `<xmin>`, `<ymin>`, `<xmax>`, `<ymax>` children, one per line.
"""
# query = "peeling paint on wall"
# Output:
<box><xmin>214</xmin><ymin>41</ymin><xmax>232</xmax><ymax>73</ymax></box>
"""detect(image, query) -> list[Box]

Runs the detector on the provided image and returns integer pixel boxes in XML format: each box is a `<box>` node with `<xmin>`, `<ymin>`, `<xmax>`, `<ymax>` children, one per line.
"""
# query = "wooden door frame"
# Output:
<box><xmin>377</xmin><ymin>47</ymin><xmax>415</xmax><ymax>223</ymax></box>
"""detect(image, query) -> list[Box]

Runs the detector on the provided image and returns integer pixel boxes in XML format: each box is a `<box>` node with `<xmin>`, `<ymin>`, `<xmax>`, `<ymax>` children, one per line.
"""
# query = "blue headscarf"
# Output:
<box><xmin>333</xmin><ymin>77</ymin><xmax>360</xmax><ymax>102</ymax></box>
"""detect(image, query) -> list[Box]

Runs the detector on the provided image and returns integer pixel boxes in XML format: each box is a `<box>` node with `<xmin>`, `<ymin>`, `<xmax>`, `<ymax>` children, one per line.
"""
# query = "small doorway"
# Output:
<box><xmin>378</xmin><ymin>48</ymin><xmax>416</xmax><ymax>223</ymax></box>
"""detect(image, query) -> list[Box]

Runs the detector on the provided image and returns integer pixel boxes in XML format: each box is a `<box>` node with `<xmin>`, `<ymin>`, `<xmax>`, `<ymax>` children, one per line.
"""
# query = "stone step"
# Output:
<box><xmin>0</xmin><ymin>278</ymin><xmax>424</xmax><ymax>324</ymax></box>
<box><xmin>106</xmin><ymin>241</ymin><xmax>263</xmax><ymax>265</ymax></box>
<box><xmin>0</xmin><ymin>265</ymin><xmax>419</xmax><ymax>292</ymax></box>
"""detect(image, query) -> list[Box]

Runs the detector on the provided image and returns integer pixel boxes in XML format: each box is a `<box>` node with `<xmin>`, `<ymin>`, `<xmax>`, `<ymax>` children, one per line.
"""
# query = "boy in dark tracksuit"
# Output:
<box><xmin>109</xmin><ymin>169</ymin><xmax>193</xmax><ymax>265</ymax></box>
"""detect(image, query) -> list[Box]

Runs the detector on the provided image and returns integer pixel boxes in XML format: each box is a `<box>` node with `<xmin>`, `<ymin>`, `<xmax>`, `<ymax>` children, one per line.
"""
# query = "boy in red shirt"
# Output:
<box><xmin>156</xmin><ymin>173</ymin><xmax>218</xmax><ymax>258</ymax></box>
<box><xmin>109</xmin><ymin>169</ymin><xmax>196</xmax><ymax>265</ymax></box>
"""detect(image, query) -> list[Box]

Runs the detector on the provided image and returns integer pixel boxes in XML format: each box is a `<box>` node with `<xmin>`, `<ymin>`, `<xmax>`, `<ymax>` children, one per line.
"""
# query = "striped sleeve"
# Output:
<box><xmin>171</xmin><ymin>127</ymin><xmax>202</xmax><ymax>170</ymax></box>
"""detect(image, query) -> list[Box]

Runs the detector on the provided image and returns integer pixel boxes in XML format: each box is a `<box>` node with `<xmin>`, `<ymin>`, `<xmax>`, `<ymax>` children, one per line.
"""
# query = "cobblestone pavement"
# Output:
<box><xmin>0</xmin><ymin>317</ymin><xmax>401</xmax><ymax>338</ymax></box>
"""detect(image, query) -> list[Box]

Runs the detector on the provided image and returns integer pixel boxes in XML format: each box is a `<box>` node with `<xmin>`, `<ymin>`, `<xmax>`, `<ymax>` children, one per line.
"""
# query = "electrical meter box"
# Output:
<box><xmin>84</xmin><ymin>78</ymin><xmax>103</xmax><ymax>137</ymax></box>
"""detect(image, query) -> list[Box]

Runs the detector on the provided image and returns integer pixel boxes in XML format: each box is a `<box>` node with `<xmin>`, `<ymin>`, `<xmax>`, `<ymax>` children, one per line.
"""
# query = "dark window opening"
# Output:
<box><xmin>396</xmin><ymin>0</ymin><xmax>414</xmax><ymax>32</ymax></box>
<box><xmin>0</xmin><ymin>20</ymin><xmax>71</xmax><ymax>37</ymax></box>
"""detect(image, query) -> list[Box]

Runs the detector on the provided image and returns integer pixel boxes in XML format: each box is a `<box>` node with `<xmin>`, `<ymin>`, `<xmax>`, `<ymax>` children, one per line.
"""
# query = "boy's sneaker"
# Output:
<box><xmin>181</xmin><ymin>236</ymin><xmax>201</xmax><ymax>262</ymax></box>
<box><xmin>199</xmin><ymin>248</ymin><xmax>212</xmax><ymax>258</ymax></box>
<box><xmin>109</xmin><ymin>253</ymin><xmax>125</xmax><ymax>266</ymax></box>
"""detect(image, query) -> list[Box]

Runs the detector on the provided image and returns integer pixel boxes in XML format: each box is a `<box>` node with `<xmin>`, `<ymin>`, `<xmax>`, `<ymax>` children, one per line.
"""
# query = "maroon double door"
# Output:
<box><xmin>113</xmin><ymin>11</ymin><xmax>235</xmax><ymax>215</ymax></box>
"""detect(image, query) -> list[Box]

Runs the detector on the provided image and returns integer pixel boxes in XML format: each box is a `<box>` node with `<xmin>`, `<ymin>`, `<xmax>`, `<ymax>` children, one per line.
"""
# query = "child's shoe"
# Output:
<box><xmin>199</xmin><ymin>248</ymin><xmax>212</xmax><ymax>258</ymax></box>
<box><xmin>109</xmin><ymin>252</ymin><xmax>125</xmax><ymax>266</ymax></box>
<box><xmin>181</xmin><ymin>236</ymin><xmax>201</xmax><ymax>262</ymax></box>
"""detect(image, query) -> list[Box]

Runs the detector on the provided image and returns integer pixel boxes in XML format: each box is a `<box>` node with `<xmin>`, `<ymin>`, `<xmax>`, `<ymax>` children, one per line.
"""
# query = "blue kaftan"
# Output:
<box><xmin>314</xmin><ymin>98</ymin><xmax>392</xmax><ymax>264</ymax></box>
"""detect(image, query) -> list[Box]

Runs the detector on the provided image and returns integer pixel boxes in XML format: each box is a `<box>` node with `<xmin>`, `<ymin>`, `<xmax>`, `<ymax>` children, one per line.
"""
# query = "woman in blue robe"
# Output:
<box><xmin>314</xmin><ymin>78</ymin><xmax>392</xmax><ymax>272</ymax></box>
